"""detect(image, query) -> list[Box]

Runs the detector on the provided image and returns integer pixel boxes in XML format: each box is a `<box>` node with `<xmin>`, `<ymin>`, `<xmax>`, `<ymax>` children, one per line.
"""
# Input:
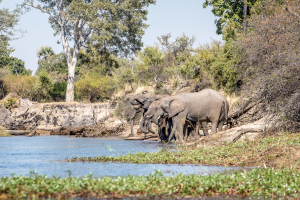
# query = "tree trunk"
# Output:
<box><xmin>243</xmin><ymin>1</ymin><xmax>247</xmax><ymax>33</ymax></box>
<box><xmin>66</xmin><ymin>62</ymin><xmax>76</xmax><ymax>102</ymax></box>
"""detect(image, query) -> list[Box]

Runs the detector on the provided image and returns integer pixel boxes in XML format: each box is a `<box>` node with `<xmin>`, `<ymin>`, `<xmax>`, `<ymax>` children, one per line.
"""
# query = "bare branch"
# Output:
<box><xmin>22</xmin><ymin>0</ymin><xmax>61</xmax><ymax>25</ymax></box>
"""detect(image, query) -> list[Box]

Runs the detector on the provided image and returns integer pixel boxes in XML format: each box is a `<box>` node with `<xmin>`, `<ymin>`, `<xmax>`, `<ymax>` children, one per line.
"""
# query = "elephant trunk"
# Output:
<box><xmin>148</xmin><ymin>118</ymin><xmax>155</xmax><ymax>134</ymax></box>
<box><xmin>153</xmin><ymin>109</ymin><xmax>164</xmax><ymax>125</ymax></box>
<box><xmin>139</xmin><ymin>117</ymin><xmax>148</xmax><ymax>134</ymax></box>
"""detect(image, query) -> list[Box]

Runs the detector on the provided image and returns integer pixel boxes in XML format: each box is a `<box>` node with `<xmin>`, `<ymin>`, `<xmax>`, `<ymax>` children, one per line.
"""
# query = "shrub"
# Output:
<box><xmin>0</xmin><ymin>126</ymin><xmax>10</xmax><ymax>137</ymax></box>
<box><xmin>75</xmin><ymin>73</ymin><xmax>115</xmax><ymax>102</ymax></box>
<box><xmin>50</xmin><ymin>82</ymin><xmax>67</xmax><ymax>101</ymax></box>
<box><xmin>3</xmin><ymin>75</ymin><xmax>39</xmax><ymax>100</ymax></box>
<box><xmin>3</xmin><ymin>97</ymin><xmax>17</xmax><ymax>108</ymax></box>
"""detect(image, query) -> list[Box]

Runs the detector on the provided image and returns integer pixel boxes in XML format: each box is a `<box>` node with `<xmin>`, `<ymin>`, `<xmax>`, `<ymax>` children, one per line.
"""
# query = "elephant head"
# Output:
<box><xmin>139</xmin><ymin>100</ymin><xmax>161</xmax><ymax>134</ymax></box>
<box><xmin>129</xmin><ymin>95</ymin><xmax>148</xmax><ymax>106</ymax></box>
<box><xmin>153</xmin><ymin>96</ymin><xmax>186</xmax><ymax>125</ymax></box>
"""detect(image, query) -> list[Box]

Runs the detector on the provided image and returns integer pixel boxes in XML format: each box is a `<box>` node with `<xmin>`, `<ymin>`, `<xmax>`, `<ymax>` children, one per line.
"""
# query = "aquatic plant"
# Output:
<box><xmin>1</xmin><ymin>168</ymin><xmax>300</xmax><ymax>198</ymax></box>
<box><xmin>67</xmin><ymin>133</ymin><xmax>300</xmax><ymax>169</ymax></box>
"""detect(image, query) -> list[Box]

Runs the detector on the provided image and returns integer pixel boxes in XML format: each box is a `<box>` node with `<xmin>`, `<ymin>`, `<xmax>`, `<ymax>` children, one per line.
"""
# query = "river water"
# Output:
<box><xmin>0</xmin><ymin>136</ymin><xmax>238</xmax><ymax>177</ymax></box>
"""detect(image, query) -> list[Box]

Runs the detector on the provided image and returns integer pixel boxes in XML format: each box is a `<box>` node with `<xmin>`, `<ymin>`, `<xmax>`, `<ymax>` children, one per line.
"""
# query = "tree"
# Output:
<box><xmin>0</xmin><ymin>1</ymin><xmax>31</xmax><ymax>76</ymax></box>
<box><xmin>0</xmin><ymin>0</ymin><xmax>24</xmax><ymax>45</ymax></box>
<box><xmin>203</xmin><ymin>0</ymin><xmax>259</xmax><ymax>38</ymax></box>
<box><xmin>37</xmin><ymin>46</ymin><xmax>54</xmax><ymax>63</ymax></box>
<box><xmin>23</xmin><ymin>0</ymin><xmax>156</xmax><ymax>102</ymax></box>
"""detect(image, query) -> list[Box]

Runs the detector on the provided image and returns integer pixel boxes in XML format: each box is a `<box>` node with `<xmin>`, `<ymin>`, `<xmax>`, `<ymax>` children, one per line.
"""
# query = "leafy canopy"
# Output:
<box><xmin>203</xmin><ymin>0</ymin><xmax>259</xmax><ymax>38</ymax></box>
<box><xmin>25</xmin><ymin>0</ymin><xmax>156</xmax><ymax>57</ymax></box>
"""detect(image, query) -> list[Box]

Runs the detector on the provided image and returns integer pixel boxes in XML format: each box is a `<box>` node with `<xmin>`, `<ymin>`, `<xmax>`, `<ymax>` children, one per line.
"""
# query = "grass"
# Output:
<box><xmin>66</xmin><ymin>133</ymin><xmax>300</xmax><ymax>169</ymax></box>
<box><xmin>0</xmin><ymin>126</ymin><xmax>11</xmax><ymax>137</ymax></box>
<box><xmin>1</xmin><ymin>168</ymin><xmax>300</xmax><ymax>199</ymax></box>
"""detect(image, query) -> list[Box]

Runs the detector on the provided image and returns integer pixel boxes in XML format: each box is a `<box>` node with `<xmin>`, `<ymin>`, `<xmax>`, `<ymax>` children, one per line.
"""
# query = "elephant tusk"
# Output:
<box><xmin>157</xmin><ymin>116</ymin><xmax>161</xmax><ymax>120</ymax></box>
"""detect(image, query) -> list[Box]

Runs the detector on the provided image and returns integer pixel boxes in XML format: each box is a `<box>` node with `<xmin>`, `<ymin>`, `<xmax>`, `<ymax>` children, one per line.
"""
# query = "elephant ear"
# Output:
<box><xmin>136</xmin><ymin>95</ymin><xmax>147</xmax><ymax>103</ymax></box>
<box><xmin>169</xmin><ymin>99</ymin><xmax>186</xmax><ymax>118</ymax></box>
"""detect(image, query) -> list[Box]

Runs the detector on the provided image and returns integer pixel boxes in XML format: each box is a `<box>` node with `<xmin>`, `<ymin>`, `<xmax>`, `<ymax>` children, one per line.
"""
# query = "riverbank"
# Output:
<box><xmin>1</xmin><ymin>167</ymin><xmax>299</xmax><ymax>199</ymax></box>
<box><xmin>67</xmin><ymin>133</ymin><xmax>300</xmax><ymax>170</ymax></box>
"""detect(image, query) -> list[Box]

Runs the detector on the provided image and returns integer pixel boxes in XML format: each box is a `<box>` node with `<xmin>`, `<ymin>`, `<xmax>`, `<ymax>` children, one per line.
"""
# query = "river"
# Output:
<box><xmin>0</xmin><ymin>136</ymin><xmax>239</xmax><ymax>177</ymax></box>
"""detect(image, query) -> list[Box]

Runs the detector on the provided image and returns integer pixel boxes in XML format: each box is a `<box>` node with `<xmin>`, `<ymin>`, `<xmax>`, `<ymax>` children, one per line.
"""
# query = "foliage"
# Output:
<box><xmin>237</xmin><ymin>0</ymin><xmax>300</xmax><ymax>131</ymax></box>
<box><xmin>37</xmin><ymin>46</ymin><xmax>54</xmax><ymax>63</ymax></box>
<box><xmin>3</xmin><ymin>168</ymin><xmax>300</xmax><ymax>198</ymax></box>
<box><xmin>3</xmin><ymin>97</ymin><xmax>17</xmax><ymax>108</ymax></box>
<box><xmin>203</xmin><ymin>0</ymin><xmax>260</xmax><ymax>38</ymax></box>
<box><xmin>5</xmin><ymin>57</ymin><xmax>32</xmax><ymax>75</ymax></box>
<box><xmin>68</xmin><ymin>133</ymin><xmax>300</xmax><ymax>169</ymax></box>
<box><xmin>23</xmin><ymin>0</ymin><xmax>156</xmax><ymax>101</ymax></box>
<box><xmin>74</xmin><ymin>73</ymin><xmax>115</xmax><ymax>102</ymax></box>
<box><xmin>37</xmin><ymin>71</ymin><xmax>54</xmax><ymax>101</ymax></box>
<box><xmin>0</xmin><ymin>68</ymin><xmax>9</xmax><ymax>99</ymax></box>
<box><xmin>196</xmin><ymin>39</ymin><xmax>241</xmax><ymax>93</ymax></box>
<box><xmin>3</xmin><ymin>72</ymin><xmax>55</xmax><ymax>102</ymax></box>
<box><xmin>36</xmin><ymin>51</ymin><xmax>68</xmax><ymax>76</ymax></box>
<box><xmin>0</xmin><ymin>0</ymin><xmax>24</xmax><ymax>44</ymax></box>
<box><xmin>0</xmin><ymin>126</ymin><xmax>10</xmax><ymax>137</ymax></box>
<box><xmin>3</xmin><ymin>75</ymin><xmax>39</xmax><ymax>100</ymax></box>
<box><xmin>0</xmin><ymin>1</ymin><xmax>30</xmax><ymax>75</ymax></box>
<box><xmin>50</xmin><ymin>81</ymin><xmax>67</xmax><ymax>102</ymax></box>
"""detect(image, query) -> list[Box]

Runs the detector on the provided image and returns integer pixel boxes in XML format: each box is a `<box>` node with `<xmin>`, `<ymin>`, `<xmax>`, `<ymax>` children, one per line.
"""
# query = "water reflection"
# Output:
<box><xmin>0</xmin><ymin>136</ymin><xmax>239</xmax><ymax>177</ymax></box>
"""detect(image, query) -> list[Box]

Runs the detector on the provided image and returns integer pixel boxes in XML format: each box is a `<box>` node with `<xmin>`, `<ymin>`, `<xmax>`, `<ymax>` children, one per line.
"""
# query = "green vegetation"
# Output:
<box><xmin>0</xmin><ymin>126</ymin><xmax>10</xmax><ymax>137</ymax></box>
<box><xmin>23</xmin><ymin>0</ymin><xmax>156</xmax><ymax>102</ymax></box>
<box><xmin>67</xmin><ymin>134</ymin><xmax>300</xmax><ymax>169</ymax></box>
<box><xmin>2</xmin><ymin>168</ymin><xmax>300</xmax><ymax>198</ymax></box>
<box><xmin>3</xmin><ymin>97</ymin><xmax>17</xmax><ymax>108</ymax></box>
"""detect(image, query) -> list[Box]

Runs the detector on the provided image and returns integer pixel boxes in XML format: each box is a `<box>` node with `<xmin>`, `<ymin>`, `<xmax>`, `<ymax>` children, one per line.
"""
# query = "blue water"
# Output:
<box><xmin>0</xmin><ymin>136</ymin><xmax>239</xmax><ymax>177</ymax></box>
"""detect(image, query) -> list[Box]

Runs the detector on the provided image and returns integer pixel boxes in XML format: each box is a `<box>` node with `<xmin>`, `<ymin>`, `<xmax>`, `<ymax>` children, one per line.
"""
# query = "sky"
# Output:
<box><xmin>2</xmin><ymin>0</ymin><xmax>222</xmax><ymax>74</ymax></box>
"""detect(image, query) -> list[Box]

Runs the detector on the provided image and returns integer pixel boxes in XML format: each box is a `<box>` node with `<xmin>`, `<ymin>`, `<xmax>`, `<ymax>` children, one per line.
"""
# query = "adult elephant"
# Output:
<box><xmin>128</xmin><ymin>93</ymin><xmax>169</xmax><ymax>136</ymax></box>
<box><xmin>153</xmin><ymin>89</ymin><xmax>229</xmax><ymax>142</ymax></box>
<box><xmin>139</xmin><ymin>99</ymin><xmax>171</xmax><ymax>141</ymax></box>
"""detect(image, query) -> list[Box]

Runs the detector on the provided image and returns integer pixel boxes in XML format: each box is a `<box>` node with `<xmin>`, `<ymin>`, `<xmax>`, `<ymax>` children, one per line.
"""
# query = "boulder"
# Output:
<box><xmin>0</xmin><ymin>108</ymin><xmax>14</xmax><ymax>129</ymax></box>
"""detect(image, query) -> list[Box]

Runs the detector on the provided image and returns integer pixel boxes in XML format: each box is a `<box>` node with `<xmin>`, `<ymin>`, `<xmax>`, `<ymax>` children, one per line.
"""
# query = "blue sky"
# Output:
<box><xmin>2</xmin><ymin>0</ymin><xmax>222</xmax><ymax>73</ymax></box>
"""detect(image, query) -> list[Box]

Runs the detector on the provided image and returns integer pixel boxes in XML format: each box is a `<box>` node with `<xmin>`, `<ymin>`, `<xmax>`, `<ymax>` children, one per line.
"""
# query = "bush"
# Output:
<box><xmin>75</xmin><ymin>73</ymin><xmax>115</xmax><ymax>102</ymax></box>
<box><xmin>237</xmin><ymin>0</ymin><xmax>300</xmax><ymax>132</ymax></box>
<box><xmin>3</xmin><ymin>97</ymin><xmax>17</xmax><ymax>108</ymax></box>
<box><xmin>50</xmin><ymin>82</ymin><xmax>67</xmax><ymax>101</ymax></box>
<box><xmin>0</xmin><ymin>126</ymin><xmax>10</xmax><ymax>137</ymax></box>
<box><xmin>3</xmin><ymin>75</ymin><xmax>39</xmax><ymax>100</ymax></box>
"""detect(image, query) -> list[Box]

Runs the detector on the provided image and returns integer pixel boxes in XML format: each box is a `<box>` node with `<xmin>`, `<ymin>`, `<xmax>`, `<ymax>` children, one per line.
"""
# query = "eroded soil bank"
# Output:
<box><xmin>0</xmin><ymin>101</ymin><xmax>132</xmax><ymax>137</ymax></box>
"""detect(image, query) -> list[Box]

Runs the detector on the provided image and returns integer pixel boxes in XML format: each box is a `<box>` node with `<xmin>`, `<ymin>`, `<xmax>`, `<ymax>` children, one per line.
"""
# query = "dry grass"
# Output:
<box><xmin>67</xmin><ymin>133</ymin><xmax>300</xmax><ymax>170</ymax></box>
<box><xmin>0</xmin><ymin>126</ymin><xmax>11</xmax><ymax>137</ymax></box>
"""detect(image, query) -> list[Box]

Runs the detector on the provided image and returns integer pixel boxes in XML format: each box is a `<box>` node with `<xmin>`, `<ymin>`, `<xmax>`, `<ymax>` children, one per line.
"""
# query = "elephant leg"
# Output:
<box><xmin>211</xmin><ymin>122</ymin><xmax>218</xmax><ymax>134</ymax></box>
<box><xmin>157</xmin><ymin>125</ymin><xmax>162</xmax><ymax>140</ymax></box>
<box><xmin>176</xmin><ymin>113</ymin><xmax>187</xmax><ymax>142</ymax></box>
<box><xmin>130</xmin><ymin>118</ymin><xmax>134</xmax><ymax>136</ymax></box>
<box><xmin>201</xmin><ymin>122</ymin><xmax>208</xmax><ymax>136</ymax></box>
<box><xmin>183</xmin><ymin>122</ymin><xmax>189</xmax><ymax>141</ymax></box>
<box><xmin>129</xmin><ymin>109</ymin><xmax>137</xmax><ymax>136</ymax></box>
<box><xmin>167</xmin><ymin>118</ymin><xmax>172</xmax><ymax>139</ymax></box>
<box><xmin>168</xmin><ymin>116</ymin><xmax>178</xmax><ymax>142</ymax></box>
<box><xmin>194</xmin><ymin>121</ymin><xmax>200</xmax><ymax>139</ymax></box>
<box><xmin>218</xmin><ymin>120</ymin><xmax>225</xmax><ymax>132</ymax></box>
<box><xmin>176</xmin><ymin>120</ymin><xmax>185</xmax><ymax>143</ymax></box>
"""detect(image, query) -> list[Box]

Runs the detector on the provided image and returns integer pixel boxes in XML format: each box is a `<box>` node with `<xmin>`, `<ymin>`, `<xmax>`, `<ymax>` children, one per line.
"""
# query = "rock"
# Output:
<box><xmin>19</xmin><ymin>98</ymin><xmax>35</xmax><ymax>107</ymax></box>
<box><xmin>0</xmin><ymin>108</ymin><xmax>14</xmax><ymax>129</ymax></box>
<box><xmin>6</xmin><ymin>130</ymin><xmax>30</xmax><ymax>135</ymax></box>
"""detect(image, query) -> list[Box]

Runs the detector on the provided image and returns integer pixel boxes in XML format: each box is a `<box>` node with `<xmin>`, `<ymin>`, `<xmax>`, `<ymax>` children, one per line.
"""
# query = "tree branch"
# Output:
<box><xmin>22</xmin><ymin>0</ymin><xmax>61</xmax><ymax>25</ymax></box>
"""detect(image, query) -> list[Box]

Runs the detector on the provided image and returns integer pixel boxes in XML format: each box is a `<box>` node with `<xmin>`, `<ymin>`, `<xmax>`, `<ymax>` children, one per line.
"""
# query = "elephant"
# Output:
<box><xmin>128</xmin><ymin>93</ymin><xmax>169</xmax><ymax>136</ymax></box>
<box><xmin>139</xmin><ymin>99</ymin><xmax>171</xmax><ymax>141</ymax></box>
<box><xmin>153</xmin><ymin>89</ymin><xmax>229</xmax><ymax>142</ymax></box>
